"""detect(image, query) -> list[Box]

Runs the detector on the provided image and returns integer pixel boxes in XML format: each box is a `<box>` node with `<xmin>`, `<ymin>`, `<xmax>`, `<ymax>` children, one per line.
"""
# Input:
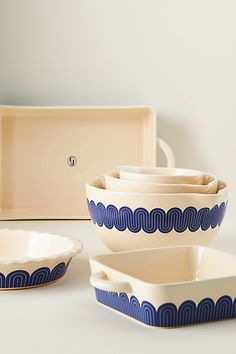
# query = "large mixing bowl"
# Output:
<box><xmin>86</xmin><ymin>177</ymin><xmax>228</xmax><ymax>251</ymax></box>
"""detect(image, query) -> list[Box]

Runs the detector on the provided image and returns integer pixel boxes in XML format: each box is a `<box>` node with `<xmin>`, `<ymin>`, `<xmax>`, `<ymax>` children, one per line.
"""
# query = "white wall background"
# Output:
<box><xmin>0</xmin><ymin>0</ymin><xmax>235</xmax><ymax>221</ymax></box>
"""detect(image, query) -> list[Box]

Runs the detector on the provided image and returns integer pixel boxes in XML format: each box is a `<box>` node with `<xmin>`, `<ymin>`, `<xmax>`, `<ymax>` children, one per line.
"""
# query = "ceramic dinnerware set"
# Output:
<box><xmin>87</xmin><ymin>165</ymin><xmax>232</xmax><ymax>328</ymax></box>
<box><xmin>0</xmin><ymin>104</ymin><xmax>234</xmax><ymax>330</ymax></box>
<box><xmin>0</xmin><ymin>158</ymin><xmax>231</xmax><ymax>329</ymax></box>
<box><xmin>0</xmin><ymin>103</ymin><xmax>233</xmax><ymax>329</ymax></box>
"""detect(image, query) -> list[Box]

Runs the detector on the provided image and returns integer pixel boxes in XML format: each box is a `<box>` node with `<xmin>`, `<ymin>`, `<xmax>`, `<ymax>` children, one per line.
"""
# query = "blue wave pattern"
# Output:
<box><xmin>88</xmin><ymin>200</ymin><xmax>227</xmax><ymax>234</ymax></box>
<box><xmin>0</xmin><ymin>260</ymin><xmax>71</xmax><ymax>288</ymax></box>
<box><xmin>95</xmin><ymin>289</ymin><xmax>236</xmax><ymax>327</ymax></box>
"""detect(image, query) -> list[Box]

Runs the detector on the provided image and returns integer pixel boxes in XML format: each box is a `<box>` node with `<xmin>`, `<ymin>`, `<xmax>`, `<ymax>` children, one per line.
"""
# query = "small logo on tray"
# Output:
<box><xmin>67</xmin><ymin>155</ymin><xmax>77</xmax><ymax>167</ymax></box>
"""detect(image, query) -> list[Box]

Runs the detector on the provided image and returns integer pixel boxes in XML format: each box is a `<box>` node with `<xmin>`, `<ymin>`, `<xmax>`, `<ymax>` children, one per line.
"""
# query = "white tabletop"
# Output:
<box><xmin>0</xmin><ymin>219</ymin><xmax>235</xmax><ymax>354</ymax></box>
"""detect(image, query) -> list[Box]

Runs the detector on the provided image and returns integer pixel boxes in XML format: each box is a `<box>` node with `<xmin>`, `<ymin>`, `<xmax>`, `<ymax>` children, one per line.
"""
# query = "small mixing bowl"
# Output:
<box><xmin>86</xmin><ymin>177</ymin><xmax>227</xmax><ymax>251</ymax></box>
<box><xmin>105</xmin><ymin>170</ymin><xmax>218</xmax><ymax>194</ymax></box>
<box><xmin>0</xmin><ymin>229</ymin><xmax>82</xmax><ymax>289</ymax></box>
<box><xmin>119</xmin><ymin>166</ymin><xmax>204</xmax><ymax>184</ymax></box>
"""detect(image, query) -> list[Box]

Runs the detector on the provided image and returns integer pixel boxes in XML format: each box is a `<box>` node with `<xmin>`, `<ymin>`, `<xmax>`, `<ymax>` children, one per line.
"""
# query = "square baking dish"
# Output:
<box><xmin>90</xmin><ymin>246</ymin><xmax>236</xmax><ymax>328</ymax></box>
<box><xmin>0</xmin><ymin>106</ymin><xmax>156</xmax><ymax>219</ymax></box>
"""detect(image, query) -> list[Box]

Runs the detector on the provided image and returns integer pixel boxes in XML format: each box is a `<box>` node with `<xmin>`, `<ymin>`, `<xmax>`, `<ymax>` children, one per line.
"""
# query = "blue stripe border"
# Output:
<box><xmin>88</xmin><ymin>200</ymin><xmax>227</xmax><ymax>234</ymax></box>
<box><xmin>95</xmin><ymin>289</ymin><xmax>236</xmax><ymax>327</ymax></box>
<box><xmin>0</xmin><ymin>259</ymin><xmax>71</xmax><ymax>288</ymax></box>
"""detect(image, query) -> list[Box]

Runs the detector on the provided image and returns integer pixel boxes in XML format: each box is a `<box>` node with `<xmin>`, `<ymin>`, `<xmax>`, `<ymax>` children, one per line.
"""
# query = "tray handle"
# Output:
<box><xmin>156</xmin><ymin>137</ymin><xmax>175</xmax><ymax>168</ymax></box>
<box><xmin>90</xmin><ymin>271</ymin><xmax>132</xmax><ymax>293</ymax></box>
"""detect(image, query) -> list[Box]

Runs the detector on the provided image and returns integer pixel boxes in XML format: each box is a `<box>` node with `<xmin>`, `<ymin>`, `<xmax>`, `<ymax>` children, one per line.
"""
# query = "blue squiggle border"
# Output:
<box><xmin>0</xmin><ymin>259</ymin><xmax>71</xmax><ymax>288</ymax></box>
<box><xmin>88</xmin><ymin>200</ymin><xmax>227</xmax><ymax>233</ymax></box>
<box><xmin>95</xmin><ymin>289</ymin><xmax>236</xmax><ymax>327</ymax></box>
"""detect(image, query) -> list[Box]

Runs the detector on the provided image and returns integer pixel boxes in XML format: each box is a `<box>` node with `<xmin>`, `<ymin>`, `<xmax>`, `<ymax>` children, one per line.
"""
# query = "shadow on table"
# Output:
<box><xmin>64</xmin><ymin>256</ymin><xmax>91</xmax><ymax>289</ymax></box>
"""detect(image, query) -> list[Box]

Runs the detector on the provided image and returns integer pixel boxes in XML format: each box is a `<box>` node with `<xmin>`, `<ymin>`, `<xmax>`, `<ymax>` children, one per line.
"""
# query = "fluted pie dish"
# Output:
<box><xmin>90</xmin><ymin>246</ymin><xmax>236</xmax><ymax>328</ymax></box>
<box><xmin>0</xmin><ymin>229</ymin><xmax>82</xmax><ymax>289</ymax></box>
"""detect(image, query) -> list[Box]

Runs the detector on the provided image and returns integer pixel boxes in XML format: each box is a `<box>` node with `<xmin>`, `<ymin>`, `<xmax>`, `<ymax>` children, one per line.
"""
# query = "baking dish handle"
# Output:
<box><xmin>90</xmin><ymin>271</ymin><xmax>132</xmax><ymax>293</ymax></box>
<box><xmin>156</xmin><ymin>137</ymin><xmax>175</xmax><ymax>168</ymax></box>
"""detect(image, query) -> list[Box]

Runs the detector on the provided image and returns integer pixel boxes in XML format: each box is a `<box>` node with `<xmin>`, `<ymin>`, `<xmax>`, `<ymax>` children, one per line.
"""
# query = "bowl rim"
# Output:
<box><xmin>117</xmin><ymin>166</ymin><xmax>203</xmax><ymax>177</ymax></box>
<box><xmin>0</xmin><ymin>229</ymin><xmax>83</xmax><ymax>265</ymax></box>
<box><xmin>86</xmin><ymin>176</ymin><xmax>228</xmax><ymax>198</ymax></box>
<box><xmin>105</xmin><ymin>170</ymin><xmax>217</xmax><ymax>189</ymax></box>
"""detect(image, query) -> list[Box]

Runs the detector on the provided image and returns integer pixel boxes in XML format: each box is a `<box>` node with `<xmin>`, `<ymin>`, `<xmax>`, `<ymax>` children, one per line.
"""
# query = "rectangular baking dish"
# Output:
<box><xmin>0</xmin><ymin>106</ymin><xmax>156</xmax><ymax>219</ymax></box>
<box><xmin>90</xmin><ymin>246</ymin><xmax>236</xmax><ymax>328</ymax></box>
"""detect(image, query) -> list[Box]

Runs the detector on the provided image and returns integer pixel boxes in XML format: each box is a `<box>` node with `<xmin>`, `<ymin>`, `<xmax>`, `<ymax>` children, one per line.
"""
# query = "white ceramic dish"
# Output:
<box><xmin>105</xmin><ymin>170</ymin><xmax>218</xmax><ymax>194</ymax></box>
<box><xmin>0</xmin><ymin>229</ymin><xmax>82</xmax><ymax>289</ymax></box>
<box><xmin>119</xmin><ymin>167</ymin><xmax>204</xmax><ymax>184</ymax></box>
<box><xmin>0</xmin><ymin>106</ymin><xmax>175</xmax><ymax>220</ymax></box>
<box><xmin>90</xmin><ymin>246</ymin><xmax>236</xmax><ymax>328</ymax></box>
<box><xmin>86</xmin><ymin>177</ymin><xmax>227</xmax><ymax>251</ymax></box>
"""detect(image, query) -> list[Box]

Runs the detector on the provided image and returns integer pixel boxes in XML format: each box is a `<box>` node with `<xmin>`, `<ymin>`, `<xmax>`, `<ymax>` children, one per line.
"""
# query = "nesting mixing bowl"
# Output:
<box><xmin>119</xmin><ymin>166</ymin><xmax>205</xmax><ymax>184</ymax></box>
<box><xmin>105</xmin><ymin>170</ymin><xmax>218</xmax><ymax>194</ymax></box>
<box><xmin>86</xmin><ymin>175</ymin><xmax>227</xmax><ymax>251</ymax></box>
<box><xmin>0</xmin><ymin>229</ymin><xmax>82</xmax><ymax>289</ymax></box>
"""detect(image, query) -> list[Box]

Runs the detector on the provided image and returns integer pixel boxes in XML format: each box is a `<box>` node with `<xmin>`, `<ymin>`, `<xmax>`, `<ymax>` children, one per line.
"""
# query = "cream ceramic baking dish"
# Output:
<box><xmin>90</xmin><ymin>246</ymin><xmax>236</xmax><ymax>328</ymax></box>
<box><xmin>0</xmin><ymin>105</ymin><xmax>174</xmax><ymax>220</ymax></box>
<box><xmin>0</xmin><ymin>229</ymin><xmax>82</xmax><ymax>289</ymax></box>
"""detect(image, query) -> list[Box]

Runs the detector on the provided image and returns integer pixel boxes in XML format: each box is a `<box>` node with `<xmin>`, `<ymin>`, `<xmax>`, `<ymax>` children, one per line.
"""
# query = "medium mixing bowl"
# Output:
<box><xmin>105</xmin><ymin>170</ymin><xmax>218</xmax><ymax>194</ymax></box>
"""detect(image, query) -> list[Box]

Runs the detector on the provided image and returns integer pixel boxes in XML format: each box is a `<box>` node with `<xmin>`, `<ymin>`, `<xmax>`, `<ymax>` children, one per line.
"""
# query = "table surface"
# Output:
<box><xmin>0</xmin><ymin>218</ymin><xmax>235</xmax><ymax>354</ymax></box>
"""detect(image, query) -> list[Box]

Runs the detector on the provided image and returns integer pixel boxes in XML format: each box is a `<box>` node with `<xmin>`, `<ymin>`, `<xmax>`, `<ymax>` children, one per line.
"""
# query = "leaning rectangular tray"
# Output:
<box><xmin>90</xmin><ymin>246</ymin><xmax>236</xmax><ymax>328</ymax></box>
<box><xmin>0</xmin><ymin>105</ymin><xmax>156</xmax><ymax>219</ymax></box>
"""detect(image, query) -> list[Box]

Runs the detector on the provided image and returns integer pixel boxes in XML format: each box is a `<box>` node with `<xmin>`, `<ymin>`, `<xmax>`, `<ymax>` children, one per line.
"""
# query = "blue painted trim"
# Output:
<box><xmin>0</xmin><ymin>260</ymin><xmax>71</xmax><ymax>288</ymax></box>
<box><xmin>95</xmin><ymin>289</ymin><xmax>236</xmax><ymax>327</ymax></box>
<box><xmin>87</xmin><ymin>200</ymin><xmax>227</xmax><ymax>234</ymax></box>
